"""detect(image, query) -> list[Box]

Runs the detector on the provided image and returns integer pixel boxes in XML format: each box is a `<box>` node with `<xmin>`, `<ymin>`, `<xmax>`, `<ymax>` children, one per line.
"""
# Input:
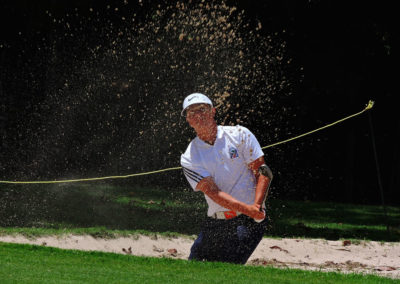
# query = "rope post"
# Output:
<box><xmin>367</xmin><ymin>109</ymin><xmax>389</xmax><ymax>232</ymax></box>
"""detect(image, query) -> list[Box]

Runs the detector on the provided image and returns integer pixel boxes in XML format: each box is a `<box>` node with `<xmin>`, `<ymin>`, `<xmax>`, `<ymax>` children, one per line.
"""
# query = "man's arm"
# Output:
<box><xmin>196</xmin><ymin>177</ymin><xmax>265</xmax><ymax>220</ymax></box>
<box><xmin>248</xmin><ymin>156</ymin><xmax>273</xmax><ymax>210</ymax></box>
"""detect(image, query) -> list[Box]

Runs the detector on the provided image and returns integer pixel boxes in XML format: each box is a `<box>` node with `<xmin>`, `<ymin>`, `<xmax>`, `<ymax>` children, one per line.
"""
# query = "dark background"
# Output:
<box><xmin>0</xmin><ymin>0</ymin><xmax>398</xmax><ymax>205</ymax></box>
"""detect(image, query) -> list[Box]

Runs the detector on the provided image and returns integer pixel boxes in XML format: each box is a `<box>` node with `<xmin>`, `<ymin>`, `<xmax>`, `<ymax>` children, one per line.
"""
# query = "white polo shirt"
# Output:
<box><xmin>181</xmin><ymin>125</ymin><xmax>264</xmax><ymax>216</ymax></box>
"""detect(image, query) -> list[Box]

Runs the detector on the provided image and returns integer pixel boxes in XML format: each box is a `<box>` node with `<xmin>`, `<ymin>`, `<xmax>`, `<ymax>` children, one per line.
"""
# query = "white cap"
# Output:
<box><xmin>181</xmin><ymin>93</ymin><xmax>213</xmax><ymax>116</ymax></box>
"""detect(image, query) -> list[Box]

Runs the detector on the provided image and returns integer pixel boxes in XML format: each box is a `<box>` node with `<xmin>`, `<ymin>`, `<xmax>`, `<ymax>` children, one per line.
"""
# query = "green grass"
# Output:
<box><xmin>0</xmin><ymin>242</ymin><xmax>397</xmax><ymax>284</ymax></box>
<box><xmin>268</xmin><ymin>200</ymin><xmax>400</xmax><ymax>241</ymax></box>
<box><xmin>0</xmin><ymin>184</ymin><xmax>399</xmax><ymax>282</ymax></box>
<box><xmin>0</xmin><ymin>183</ymin><xmax>399</xmax><ymax>241</ymax></box>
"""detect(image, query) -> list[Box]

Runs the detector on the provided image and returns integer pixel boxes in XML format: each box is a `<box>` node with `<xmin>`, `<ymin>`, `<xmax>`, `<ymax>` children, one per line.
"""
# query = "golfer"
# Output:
<box><xmin>180</xmin><ymin>93</ymin><xmax>273</xmax><ymax>264</ymax></box>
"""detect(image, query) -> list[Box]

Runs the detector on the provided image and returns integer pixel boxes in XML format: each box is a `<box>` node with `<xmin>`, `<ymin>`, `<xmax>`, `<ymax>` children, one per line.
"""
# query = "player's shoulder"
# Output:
<box><xmin>182</xmin><ymin>138</ymin><xmax>195</xmax><ymax>155</ymax></box>
<box><xmin>180</xmin><ymin>138</ymin><xmax>199</xmax><ymax>164</ymax></box>
<box><xmin>219</xmin><ymin>124</ymin><xmax>251</xmax><ymax>137</ymax></box>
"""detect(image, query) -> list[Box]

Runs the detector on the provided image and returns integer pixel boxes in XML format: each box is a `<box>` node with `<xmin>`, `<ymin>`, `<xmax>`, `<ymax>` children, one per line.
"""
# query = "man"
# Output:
<box><xmin>180</xmin><ymin>92</ymin><xmax>273</xmax><ymax>264</ymax></box>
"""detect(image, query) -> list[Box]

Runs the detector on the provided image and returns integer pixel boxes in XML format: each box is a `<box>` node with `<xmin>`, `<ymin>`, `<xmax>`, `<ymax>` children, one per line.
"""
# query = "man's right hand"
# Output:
<box><xmin>246</xmin><ymin>204</ymin><xmax>266</xmax><ymax>220</ymax></box>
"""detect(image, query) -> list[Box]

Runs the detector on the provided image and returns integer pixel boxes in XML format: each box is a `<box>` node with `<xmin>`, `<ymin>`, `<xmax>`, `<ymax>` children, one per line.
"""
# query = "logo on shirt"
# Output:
<box><xmin>229</xmin><ymin>146</ymin><xmax>239</xmax><ymax>159</ymax></box>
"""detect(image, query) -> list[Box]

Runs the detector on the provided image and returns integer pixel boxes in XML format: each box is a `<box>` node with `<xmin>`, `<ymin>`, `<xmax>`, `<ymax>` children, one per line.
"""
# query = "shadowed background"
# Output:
<box><xmin>0</xmin><ymin>0</ymin><xmax>398</xmax><ymax>212</ymax></box>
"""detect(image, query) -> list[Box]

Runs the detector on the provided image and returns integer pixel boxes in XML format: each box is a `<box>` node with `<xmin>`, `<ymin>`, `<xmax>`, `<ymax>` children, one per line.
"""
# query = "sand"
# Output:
<box><xmin>1</xmin><ymin>234</ymin><xmax>399</xmax><ymax>279</ymax></box>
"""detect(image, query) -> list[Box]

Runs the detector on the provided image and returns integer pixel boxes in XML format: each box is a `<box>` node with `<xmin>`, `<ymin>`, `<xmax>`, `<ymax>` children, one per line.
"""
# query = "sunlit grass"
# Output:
<box><xmin>0</xmin><ymin>242</ymin><xmax>397</xmax><ymax>284</ymax></box>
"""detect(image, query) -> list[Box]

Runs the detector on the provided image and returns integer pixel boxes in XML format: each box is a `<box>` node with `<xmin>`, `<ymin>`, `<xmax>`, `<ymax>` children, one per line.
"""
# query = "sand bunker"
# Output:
<box><xmin>1</xmin><ymin>234</ymin><xmax>399</xmax><ymax>279</ymax></box>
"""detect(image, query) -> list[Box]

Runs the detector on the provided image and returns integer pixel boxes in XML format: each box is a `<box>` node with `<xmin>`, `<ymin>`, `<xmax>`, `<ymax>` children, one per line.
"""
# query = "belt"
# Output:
<box><xmin>211</xmin><ymin>210</ymin><xmax>242</xmax><ymax>220</ymax></box>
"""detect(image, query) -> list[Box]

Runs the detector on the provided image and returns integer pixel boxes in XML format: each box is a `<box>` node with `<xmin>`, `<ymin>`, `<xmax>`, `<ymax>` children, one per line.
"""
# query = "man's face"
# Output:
<box><xmin>185</xmin><ymin>103</ymin><xmax>215</xmax><ymax>130</ymax></box>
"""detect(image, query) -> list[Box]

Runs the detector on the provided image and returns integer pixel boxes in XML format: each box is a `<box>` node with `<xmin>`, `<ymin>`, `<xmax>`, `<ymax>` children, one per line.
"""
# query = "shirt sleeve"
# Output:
<box><xmin>239</xmin><ymin>126</ymin><xmax>264</xmax><ymax>164</ymax></box>
<box><xmin>180</xmin><ymin>145</ymin><xmax>211</xmax><ymax>191</ymax></box>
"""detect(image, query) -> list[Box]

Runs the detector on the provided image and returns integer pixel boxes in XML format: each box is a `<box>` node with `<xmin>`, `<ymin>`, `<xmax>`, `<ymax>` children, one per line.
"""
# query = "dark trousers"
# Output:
<box><xmin>188</xmin><ymin>214</ymin><xmax>267</xmax><ymax>264</ymax></box>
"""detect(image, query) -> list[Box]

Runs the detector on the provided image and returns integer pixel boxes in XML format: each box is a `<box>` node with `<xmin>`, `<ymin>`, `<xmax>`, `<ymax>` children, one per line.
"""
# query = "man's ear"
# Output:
<box><xmin>211</xmin><ymin>107</ymin><xmax>216</xmax><ymax>118</ymax></box>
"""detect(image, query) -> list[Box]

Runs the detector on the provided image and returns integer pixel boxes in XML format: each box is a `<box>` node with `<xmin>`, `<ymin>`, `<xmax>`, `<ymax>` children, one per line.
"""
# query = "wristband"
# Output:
<box><xmin>258</xmin><ymin>164</ymin><xmax>273</xmax><ymax>179</ymax></box>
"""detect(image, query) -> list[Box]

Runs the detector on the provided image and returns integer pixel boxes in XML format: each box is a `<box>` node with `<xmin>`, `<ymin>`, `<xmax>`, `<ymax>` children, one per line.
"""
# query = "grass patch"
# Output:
<box><xmin>0</xmin><ymin>242</ymin><xmax>396</xmax><ymax>284</ymax></box>
<box><xmin>268</xmin><ymin>200</ymin><xmax>400</xmax><ymax>241</ymax></box>
<box><xmin>0</xmin><ymin>183</ymin><xmax>399</xmax><ymax>241</ymax></box>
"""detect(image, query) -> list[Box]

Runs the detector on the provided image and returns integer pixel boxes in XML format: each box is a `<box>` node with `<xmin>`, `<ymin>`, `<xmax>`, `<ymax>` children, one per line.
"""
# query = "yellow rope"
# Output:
<box><xmin>0</xmin><ymin>100</ymin><xmax>374</xmax><ymax>184</ymax></box>
<box><xmin>0</xmin><ymin>167</ymin><xmax>183</xmax><ymax>184</ymax></box>
<box><xmin>262</xmin><ymin>100</ymin><xmax>374</xmax><ymax>150</ymax></box>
